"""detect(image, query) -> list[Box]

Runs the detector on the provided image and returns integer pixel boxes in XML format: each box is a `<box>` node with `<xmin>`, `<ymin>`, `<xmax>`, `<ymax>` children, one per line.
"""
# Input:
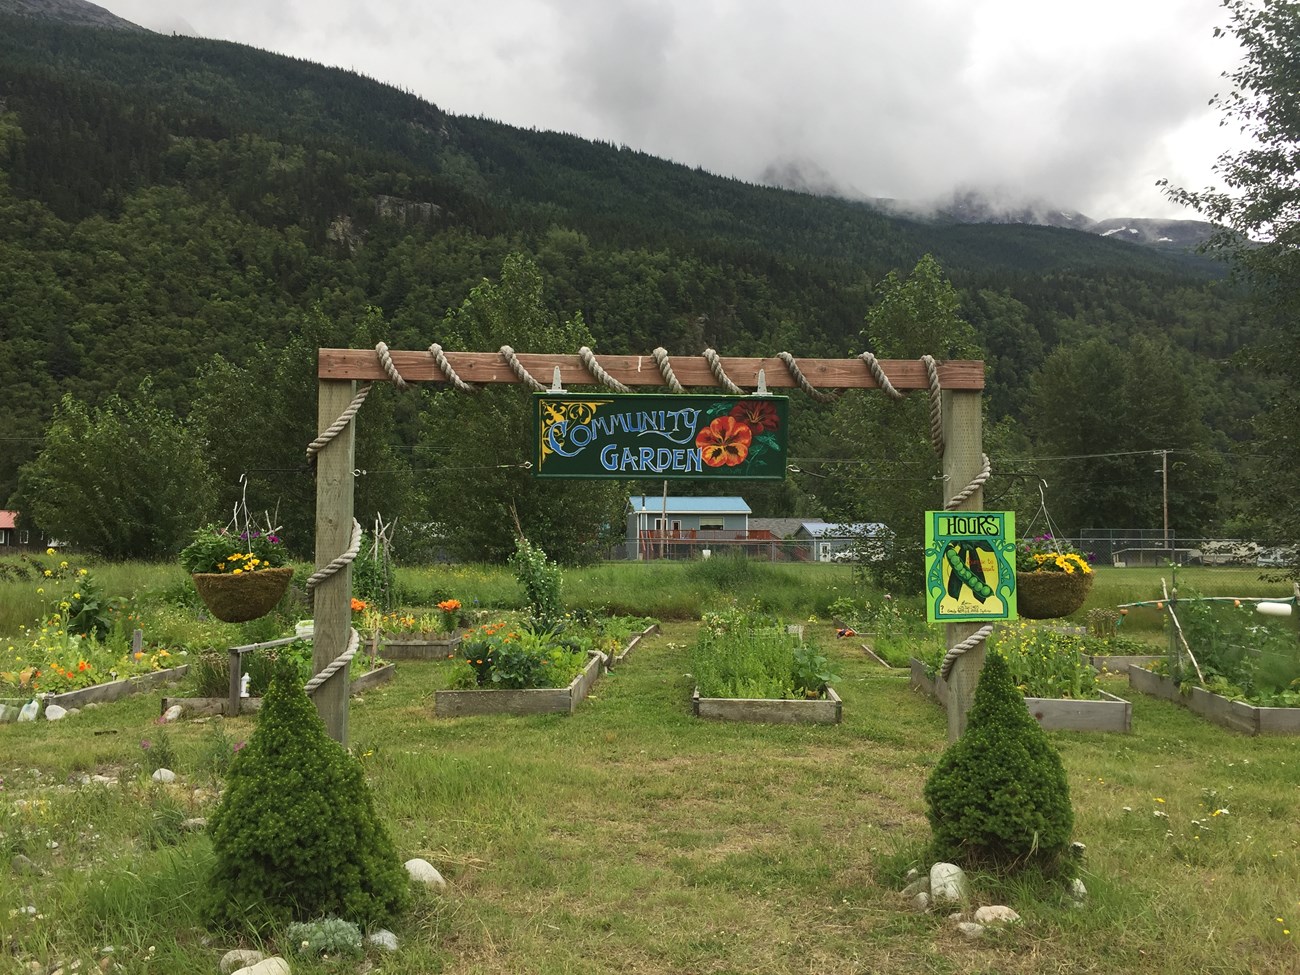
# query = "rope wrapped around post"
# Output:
<box><xmin>578</xmin><ymin>346</ymin><xmax>632</xmax><ymax>392</ymax></box>
<box><xmin>651</xmin><ymin>347</ymin><xmax>686</xmax><ymax>392</ymax></box>
<box><xmin>500</xmin><ymin>345</ymin><xmax>547</xmax><ymax>391</ymax></box>
<box><xmin>939</xmin><ymin>624</ymin><xmax>994</xmax><ymax>680</ymax></box>
<box><xmin>777</xmin><ymin>351</ymin><xmax>840</xmax><ymax>403</ymax></box>
<box><xmin>429</xmin><ymin>343</ymin><xmax>479</xmax><ymax>393</ymax></box>
<box><xmin>702</xmin><ymin>348</ymin><xmax>745</xmax><ymax>394</ymax></box>
<box><xmin>303</xmin><ymin>626</ymin><xmax>361</xmax><ymax>696</ymax></box>
<box><xmin>922</xmin><ymin>354</ymin><xmax>944</xmax><ymax>456</ymax></box>
<box><xmin>306</xmin><ymin>517</ymin><xmax>363</xmax><ymax>605</ymax></box>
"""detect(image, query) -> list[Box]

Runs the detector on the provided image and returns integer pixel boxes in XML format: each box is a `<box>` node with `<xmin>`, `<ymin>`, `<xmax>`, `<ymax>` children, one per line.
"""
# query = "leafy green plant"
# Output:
<box><xmin>990</xmin><ymin>621</ymin><xmax>1100</xmax><ymax>699</ymax></box>
<box><xmin>924</xmin><ymin>651</ymin><xmax>1074</xmax><ymax>872</ymax></box>
<box><xmin>509</xmin><ymin>536</ymin><xmax>563</xmax><ymax>627</ymax></box>
<box><xmin>1166</xmin><ymin>589</ymin><xmax>1300</xmax><ymax>705</ymax></box>
<box><xmin>455</xmin><ymin>620</ymin><xmax>586</xmax><ymax>689</ymax></box>
<box><xmin>179</xmin><ymin>523</ymin><xmax>287</xmax><ymax>575</ymax></box>
<box><xmin>284</xmin><ymin>917</ymin><xmax>364</xmax><ymax>959</ymax></box>
<box><xmin>206</xmin><ymin>657</ymin><xmax>408</xmax><ymax>932</ymax></box>
<box><xmin>690</xmin><ymin>605</ymin><xmax>833</xmax><ymax>699</ymax></box>
<box><xmin>139</xmin><ymin>730</ymin><xmax>176</xmax><ymax>774</ymax></box>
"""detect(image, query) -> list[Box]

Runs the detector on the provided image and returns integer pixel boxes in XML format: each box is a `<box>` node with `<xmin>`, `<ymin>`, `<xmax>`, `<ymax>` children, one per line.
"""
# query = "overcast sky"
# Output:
<box><xmin>106</xmin><ymin>0</ymin><xmax>1249</xmax><ymax>220</ymax></box>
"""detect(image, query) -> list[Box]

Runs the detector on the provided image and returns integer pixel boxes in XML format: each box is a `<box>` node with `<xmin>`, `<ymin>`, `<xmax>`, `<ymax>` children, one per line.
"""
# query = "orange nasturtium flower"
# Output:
<box><xmin>728</xmin><ymin>399</ymin><xmax>780</xmax><ymax>434</ymax></box>
<box><xmin>351</xmin><ymin>598</ymin><xmax>368</xmax><ymax>612</ymax></box>
<box><xmin>695</xmin><ymin>415</ymin><xmax>753</xmax><ymax>467</ymax></box>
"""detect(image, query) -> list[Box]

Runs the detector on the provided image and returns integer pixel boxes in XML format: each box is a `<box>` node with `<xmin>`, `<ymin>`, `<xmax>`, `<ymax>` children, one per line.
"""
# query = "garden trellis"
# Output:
<box><xmin>308</xmin><ymin>345</ymin><xmax>989</xmax><ymax>742</ymax></box>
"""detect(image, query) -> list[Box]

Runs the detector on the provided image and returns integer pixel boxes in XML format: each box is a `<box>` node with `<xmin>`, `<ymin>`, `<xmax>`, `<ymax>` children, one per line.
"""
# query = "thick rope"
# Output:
<box><xmin>939</xmin><ymin>624</ymin><xmax>994</xmax><ymax>680</ymax></box>
<box><xmin>777</xmin><ymin>351</ymin><xmax>841</xmax><ymax>403</ymax></box>
<box><xmin>702</xmin><ymin>348</ymin><xmax>745</xmax><ymax>395</ymax></box>
<box><xmin>303</xmin><ymin>626</ymin><xmax>360</xmax><ymax>695</ymax></box>
<box><xmin>652</xmin><ymin>347</ymin><xmax>686</xmax><ymax>392</ymax></box>
<box><xmin>375</xmin><ymin>341</ymin><xmax>408</xmax><ymax>389</ymax></box>
<box><xmin>499</xmin><ymin>345</ymin><xmax>547</xmax><ymax>391</ymax></box>
<box><xmin>944</xmin><ymin>453</ymin><xmax>991</xmax><ymax>510</ymax></box>
<box><xmin>306</xmin><ymin>517</ymin><xmax>363</xmax><ymax>597</ymax></box>
<box><xmin>301</xmin><ymin>516</ymin><xmax>363</xmax><ymax>695</ymax></box>
<box><xmin>306</xmin><ymin>384</ymin><xmax>371</xmax><ymax>460</ymax></box>
<box><xmin>429</xmin><ymin>343</ymin><xmax>479</xmax><ymax>393</ymax></box>
<box><xmin>856</xmin><ymin>351</ymin><xmax>905</xmax><ymax>401</ymax></box>
<box><xmin>922</xmin><ymin>354</ymin><xmax>944</xmax><ymax>456</ymax></box>
<box><xmin>578</xmin><ymin>346</ymin><xmax>631</xmax><ymax>392</ymax></box>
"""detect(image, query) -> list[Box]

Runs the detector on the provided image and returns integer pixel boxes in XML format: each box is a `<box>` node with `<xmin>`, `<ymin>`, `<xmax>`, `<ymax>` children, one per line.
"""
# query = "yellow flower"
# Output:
<box><xmin>232</xmin><ymin>568</ymin><xmax>243</xmax><ymax>575</ymax></box>
<box><xmin>46</xmin><ymin>547</ymin><xmax>55</xmax><ymax>556</ymax></box>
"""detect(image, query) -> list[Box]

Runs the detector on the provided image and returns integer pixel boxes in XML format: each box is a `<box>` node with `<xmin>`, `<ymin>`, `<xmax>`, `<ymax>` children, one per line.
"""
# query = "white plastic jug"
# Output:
<box><xmin>17</xmin><ymin>698</ymin><xmax>40</xmax><ymax>722</ymax></box>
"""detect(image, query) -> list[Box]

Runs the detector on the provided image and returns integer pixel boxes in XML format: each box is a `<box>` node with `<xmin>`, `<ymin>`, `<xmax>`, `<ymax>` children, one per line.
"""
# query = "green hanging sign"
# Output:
<box><xmin>924</xmin><ymin>510</ymin><xmax>1019</xmax><ymax>623</ymax></box>
<box><xmin>533</xmin><ymin>393</ymin><xmax>789</xmax><ymax>479</ymax></box>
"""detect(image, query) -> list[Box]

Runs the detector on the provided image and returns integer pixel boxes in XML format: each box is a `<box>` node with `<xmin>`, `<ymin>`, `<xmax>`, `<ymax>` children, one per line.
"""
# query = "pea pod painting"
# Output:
<box><xmin>944</xmin><ymin>541</ymin><xmax>995</xmax><ymax>602</ymax></box>
<box><xmin>924</xmin><ymin>510</ymin><xmax>1018</xmax><ymax>622</ymax></box>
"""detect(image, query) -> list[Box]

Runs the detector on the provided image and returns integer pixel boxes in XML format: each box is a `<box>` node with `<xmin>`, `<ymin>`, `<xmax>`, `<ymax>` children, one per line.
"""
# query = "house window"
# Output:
<box><xmin>0</xmin><ymin>529</ymin><xmax>9</xmax><ymax>546</ymax></box>
<box><xmin>18</xmin><ymin>530</ymin><xmax>28</xmax><ymax>544</ymax></box>
<box><xmin>699</xmin><ymin>519</ymin><xmax>724</xmax><ymax>531</ymax></box>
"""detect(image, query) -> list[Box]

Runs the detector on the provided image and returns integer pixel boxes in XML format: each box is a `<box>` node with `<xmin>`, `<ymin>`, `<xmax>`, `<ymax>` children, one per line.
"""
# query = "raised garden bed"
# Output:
<box><xmin>610</xmin><ymin>622</ymin><xmax>660</xmax><ymax>668</ymax></box>
<box><xmin>162</xmin><ymin>663</ymin><xmax>396</xmax><ymax>718</ymax></box>
<box><xmin>1080</xmin><ymin>653</ymin><xmax>1163</xmax><ymax>675</ymax></box>
<box><xmin>434</xmin><ymin>651</ymin><xmax>605</xmax><ymax>717</ymax></box>
<box><xmin>380</xmin><ymin>632</ymin><xmax>462</xmax><ymax>660</ymax></box>
<box><xmin>910</xmin><ymin>658</ymin><xmax>1131</xmax><ymax>733</ymax></box>
<box><xmin>692</xmin><ymin>685</ymin><xmax>842</xmax><ymax>725</ymax></box>
<box><xmin>1128</xmin><ymin>666</ymin><xmax>1300</xmax><ymax>736</ymax></box>
<box><xmin>0</xmin><ymin>665</ymin><xmax>192</xmax><ymax>721</ymax></box>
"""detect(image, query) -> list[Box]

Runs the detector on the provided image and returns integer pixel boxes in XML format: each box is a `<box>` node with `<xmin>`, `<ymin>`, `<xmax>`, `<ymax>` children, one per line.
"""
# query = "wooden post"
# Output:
<box><xmin>313</xmin><ymin>379</ymin><xmax>356</xmax><ymax>743</ymax></box>
<box><xmin>942</xmin><ymin>388</ymin><xmax>985</xmax><ymax>741</ymax></box>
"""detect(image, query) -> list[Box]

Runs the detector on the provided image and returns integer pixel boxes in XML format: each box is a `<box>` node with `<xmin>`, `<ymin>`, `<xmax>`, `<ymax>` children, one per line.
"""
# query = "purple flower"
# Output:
<box><xmin>268</xmin><ymin>535</ymin><xmax>281</xmax><ymax>544</ymax></box>
<box><xmin>140</xmin><ymin>739</ymin><xmax>152</xmax><ymax>750</ymax></box>
<box><xmin>234</xmin><ymin>741</ymin><xmax>246</xmax><ymax>753</ymax></box>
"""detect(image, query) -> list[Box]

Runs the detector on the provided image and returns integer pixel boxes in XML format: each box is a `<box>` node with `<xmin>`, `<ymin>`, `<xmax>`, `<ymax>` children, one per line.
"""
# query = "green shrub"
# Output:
<box><xmin>923</xmin><ymin>651</ymin><xmax>1074</xmax><ymax>872</ymax></box>
<box><xmin>205</xmin><ymin>658</ymin><xmax>408</xmax><ymax>932</ymax></box>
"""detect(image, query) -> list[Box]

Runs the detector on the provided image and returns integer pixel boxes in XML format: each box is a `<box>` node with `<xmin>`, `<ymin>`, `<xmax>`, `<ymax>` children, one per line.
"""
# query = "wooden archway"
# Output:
<box><xmin>312</xmin><ymin>350</ymin><xmax>987</xmax><ymax>743</ymax></box>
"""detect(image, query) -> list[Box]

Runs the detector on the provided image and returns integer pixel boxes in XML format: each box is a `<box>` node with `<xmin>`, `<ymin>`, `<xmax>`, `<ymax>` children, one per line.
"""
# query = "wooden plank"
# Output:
<box><xmin>434</xmin><ymin>653</ymin><xmax>603</xmax><ymax>717</ymax></box>
<box><xmin>692</xmin><ymin>686</ymin><xmax>842</xmax><ymax>725</ymax></box>
<box><xmin>318</xmin><ymin>350</ymin><xmax>985</xmax><ymax>391</ymax></box>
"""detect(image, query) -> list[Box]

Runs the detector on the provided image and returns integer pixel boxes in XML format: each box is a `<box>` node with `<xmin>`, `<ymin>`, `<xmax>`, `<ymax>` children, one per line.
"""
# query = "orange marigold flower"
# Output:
<box><xmin>695</xmin><ymin>415</ymin><xmax>753</xmax><ymax>467</ymax></box>
<box><xmin>351</xmin><ymin>598</ymin><xmax>367</xmax><ymax>612</ymax></box>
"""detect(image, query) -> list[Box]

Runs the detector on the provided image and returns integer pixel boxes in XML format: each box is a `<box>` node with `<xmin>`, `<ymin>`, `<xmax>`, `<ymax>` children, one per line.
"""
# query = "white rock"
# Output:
<box><xmin>910</xmin><ymin>892</ymin><xmax>930</xmax><ymax>912</ymax></box>
<box><xmin>904</xmin><ymin>867</ymin><xmax>920</xmax><ymax>881</ymax></box>
<box><xmin>929</xmin><ymin>862</ymin><xmax>968</xmax><ymax>903</ymax></box>
<box><xmin>974</xmin><ymin>905</ymin><xmax>1021</xmax><ymax>925</ymax></box>
<box><xmin>956</xmin><ymin>921</ymin><xmax>985</xmax><ymax>939</ymax></box>
<box><xmin>231</xmin><ymin>958</ymin><xmax>289</xmax><ymax>975</ymax></box>
<box><xmin>367</xmin><ymin>929</ymin><xmax>398</xmax><ymax>951</ymax></box>
<box><xmin>901</xmin><ymin>877</ymin><xmax>929</xmax><ymax>897</ymax></box>
<box><xmin>151</xmin><ymin>768</ymin><xmax>176</xmax><ymax>784</ymax></box>
<box><xmin>220</xmin><ymin>950</ymin><xmax>265</xmax><ymax>975</ymax></box>
<box><xmin>44</xmin><ymin>704</ymin><xmax>68</xmax><ymax>721</ymax></box>
<box><xmin>405</xmin><ymin>857</ymin><xmax>447</xmax><ymax>888</ymax></box>
<box><xmin>90</xmin><ymin>775</ymin><xmax>117</xmax><ymax>786</ymax></box>
<box><xmin>1069</xmin><ymin>877</ymin><xmax>1087</xmax><ymax>899</ymax></box>
<box><xmin>161</xmin><ymin>705</ymin><xmax>183</xmax><ymax>723</ymax></box>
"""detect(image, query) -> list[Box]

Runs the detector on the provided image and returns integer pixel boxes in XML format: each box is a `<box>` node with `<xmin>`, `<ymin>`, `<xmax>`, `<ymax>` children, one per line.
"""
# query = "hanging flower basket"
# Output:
<box><xmin>192</xmin><ymin>567</ymin><xmax>294</xmax><ymax>623</ymax></box>
<box><xmin>1016</xmin><ymin>570</ymin><xmax>1093</xmax><ymax>620</ymax></box>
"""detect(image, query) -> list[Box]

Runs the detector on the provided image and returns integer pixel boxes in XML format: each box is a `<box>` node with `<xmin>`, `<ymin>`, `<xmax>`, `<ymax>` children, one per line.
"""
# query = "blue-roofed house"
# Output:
<box><xmin>794</xmin><ymin>521</ymin><xmax>891</xmax><ymax>562</ymax></box>
<box><xmin>626</xmin><ymin>496</ymin><xmax>752</xmax><ymax>560</ymax></box>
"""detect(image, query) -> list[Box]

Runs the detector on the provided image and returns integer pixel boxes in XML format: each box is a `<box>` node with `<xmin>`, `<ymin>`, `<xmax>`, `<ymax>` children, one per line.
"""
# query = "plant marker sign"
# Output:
<box><xmin>533</xmin><ymin>393</ymin><xmax>788</xmax><ymax>479</ymax></box>
<box><xmin>924</xmin><ymin>510</ymin><xmax>1018</xmax><ymax>623</ymax></box>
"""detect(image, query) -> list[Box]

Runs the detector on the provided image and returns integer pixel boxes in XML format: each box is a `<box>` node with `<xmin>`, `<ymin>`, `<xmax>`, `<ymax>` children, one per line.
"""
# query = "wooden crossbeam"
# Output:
<box><xmin>318</xmin><ymin>350</ymin><xmax>984</xmax><ymax>391</ymax></box>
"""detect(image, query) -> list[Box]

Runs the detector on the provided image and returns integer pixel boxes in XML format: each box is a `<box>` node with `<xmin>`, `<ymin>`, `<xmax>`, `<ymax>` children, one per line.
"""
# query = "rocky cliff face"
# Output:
<box><xmin>0</xmin><ymin>0</ymin><xmax>144</xmax><ymax>31</ymax></box>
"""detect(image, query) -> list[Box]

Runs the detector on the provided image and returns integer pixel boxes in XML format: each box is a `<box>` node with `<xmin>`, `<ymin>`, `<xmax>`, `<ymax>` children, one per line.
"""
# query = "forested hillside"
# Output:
<box><xmin>0</xmin><ymin>14</ymin><xmax>1271</xmax><ymax>565</ymax></box>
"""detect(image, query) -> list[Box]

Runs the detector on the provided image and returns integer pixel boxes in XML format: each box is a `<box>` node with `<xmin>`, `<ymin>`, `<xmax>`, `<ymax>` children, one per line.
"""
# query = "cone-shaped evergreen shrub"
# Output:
<box><xmin>206</xmin><ymin>658</ymin><xmax>408</xmax><ymax>931</ymax></box>
<box><xmin>923</xmin><ymin>650</ymin><xmax>1074</xmax><ymax>871</ymax></box>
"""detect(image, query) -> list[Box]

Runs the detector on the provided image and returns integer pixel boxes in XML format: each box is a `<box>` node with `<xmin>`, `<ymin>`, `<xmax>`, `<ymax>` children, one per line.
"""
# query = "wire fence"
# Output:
<box><xmin>1071</xmin><ymin>530</ymin><xmax>1297</xmax><ymax>569</ymax></box>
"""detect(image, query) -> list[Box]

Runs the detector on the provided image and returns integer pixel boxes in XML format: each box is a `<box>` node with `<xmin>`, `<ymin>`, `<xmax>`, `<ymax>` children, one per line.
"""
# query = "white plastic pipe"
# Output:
<box><xmin>1255</xmin><ymin>601</ymin><xmax>1293</xmax><ymax>617</ymax></box>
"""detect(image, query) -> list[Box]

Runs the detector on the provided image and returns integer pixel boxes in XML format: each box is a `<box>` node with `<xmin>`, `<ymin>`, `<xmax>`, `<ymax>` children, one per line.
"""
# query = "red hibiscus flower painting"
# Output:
<box><xmin>728</xmin><ymin>400</ymin><xmax>781</xmax><ymax>435</ymax></box>
<box><xmin>695</xmin><ymin>415</ymin><xmax>753</xmax><ymax>467</ymax></box>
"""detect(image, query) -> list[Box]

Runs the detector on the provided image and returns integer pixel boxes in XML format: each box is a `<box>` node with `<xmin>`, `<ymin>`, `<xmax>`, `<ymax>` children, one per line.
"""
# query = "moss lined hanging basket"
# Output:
<box><xmin>1016</xmin><ymin>570</ymin><xmax>1093</xmax><ymax>620</ymax></box>
<box><xmin>192</xmin><ymin>567</ymin><xmax>294</xmax><ymax>623</ymax></box>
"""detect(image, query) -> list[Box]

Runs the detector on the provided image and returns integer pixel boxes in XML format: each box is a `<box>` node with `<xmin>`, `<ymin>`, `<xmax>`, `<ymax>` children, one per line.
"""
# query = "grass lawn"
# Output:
<box><xmin>2</xmin><ymin>609</ymin><xmax>1298</xmax><ymax>974</ymax></box>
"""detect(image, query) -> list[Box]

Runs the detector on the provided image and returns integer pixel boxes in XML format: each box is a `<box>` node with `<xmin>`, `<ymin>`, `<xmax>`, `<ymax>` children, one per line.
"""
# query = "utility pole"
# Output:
<box><xmin>1160</xmin><ymin>449</ymin><xmax>1169</xmax><ymax>551</ymax></box>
